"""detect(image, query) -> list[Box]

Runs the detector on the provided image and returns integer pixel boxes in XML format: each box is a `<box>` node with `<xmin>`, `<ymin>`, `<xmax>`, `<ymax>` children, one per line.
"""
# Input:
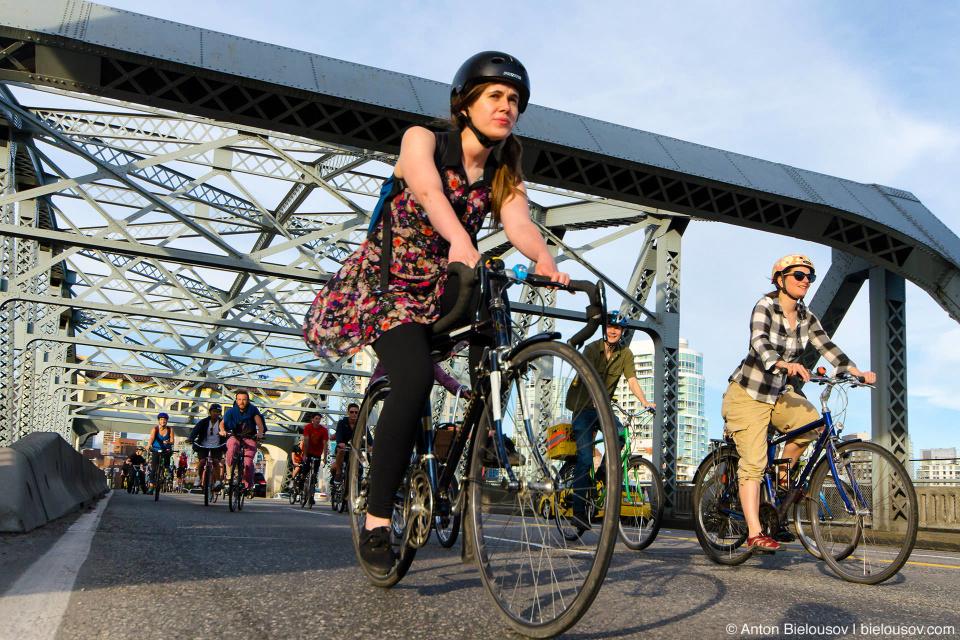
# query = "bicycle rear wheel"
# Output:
<box><xmin>692</xmin><ymin>448</ymin><xmax>752</xmax><ymax>566</ymax></box>
<box><xmin>348</xmin><ymin>378</ymin><xmax>416</xmax><ymax>587</ymax></box>
<box><xmin>619</xmin><ymin>455</ymin><xmax>664</xmax><ymax>551</ymax></box>
<box><xmin>468</xmin><ymin>340</ymin><xmax>620</xmax><ymax>638</ymax></box>
<box><xmin>811</xmin><ymin>441</ymin><xmax>917</xmax><ymax>584</ymax></box>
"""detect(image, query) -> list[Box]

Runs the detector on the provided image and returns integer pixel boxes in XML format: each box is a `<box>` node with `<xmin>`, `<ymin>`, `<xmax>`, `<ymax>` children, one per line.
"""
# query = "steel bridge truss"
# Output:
<box><xmin>0</xmin><ymin>83</ymin><xmax>692</xmax><ymax>498</ymax></box>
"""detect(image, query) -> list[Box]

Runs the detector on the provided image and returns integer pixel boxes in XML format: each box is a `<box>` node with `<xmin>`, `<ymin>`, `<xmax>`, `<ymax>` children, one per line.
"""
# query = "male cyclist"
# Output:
<box><xmin>330</xmin><ymin>403</ymin><xmax>359</xmax><ymax>482</ymax></box>
<box><xmin>187</xmin><ymin>403</ymin><xmax>226</xmax><ymax>492</ymax></box>
<box><xmin>565</xmin><ymin>312</ymin><xmax>655</xmax><ymax>530</ymax></box>
<box><xmin>127</xmin><ymin>447</ymin><xmax>148</xmax><ymax>494</ymax></box>
<box><xmin>300</xmin><ymin>413</ymin><xmax>330</xmax><ymax>505</ymax></box>
<box><xmin>222</xmin><ymin>390</ymin><xmax>265</xmax><ymax>497</ymax></box>
<box><xmin>288</xmin><ymin>443</ymin><xmax>305</xmax><ymax>493</ymax></box>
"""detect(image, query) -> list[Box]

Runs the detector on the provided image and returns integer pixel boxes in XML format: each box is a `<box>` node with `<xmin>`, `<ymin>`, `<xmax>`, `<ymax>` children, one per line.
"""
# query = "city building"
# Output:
<box><xmin>915</xmin><ymin>448</ymin><xmax>959</xmax><ymax>485</ymax></box>
<box><xmin>614</xmin><ymin>338</ymin><xmax>708</xmax><ymax>482</ymax></box>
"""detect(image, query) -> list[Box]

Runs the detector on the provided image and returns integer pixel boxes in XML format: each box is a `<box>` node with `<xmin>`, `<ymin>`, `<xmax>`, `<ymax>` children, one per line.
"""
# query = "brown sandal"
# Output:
<box><xmin>747</xmin><ymin>534</ymin><xmax>779</xmax><ymax>554</ymax></box>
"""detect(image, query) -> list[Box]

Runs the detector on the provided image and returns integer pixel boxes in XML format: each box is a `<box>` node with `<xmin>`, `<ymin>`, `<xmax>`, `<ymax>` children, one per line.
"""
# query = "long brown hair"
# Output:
<box><xmin>449</xmin><ymin>82</ymin><xmax>524</xmax><ymax>225</ymax></box>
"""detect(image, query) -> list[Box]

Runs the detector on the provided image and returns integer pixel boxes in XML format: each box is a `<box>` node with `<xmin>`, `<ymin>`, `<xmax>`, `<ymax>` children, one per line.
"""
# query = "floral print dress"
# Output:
<box><xmin>303</xmin><ymin>163</ymin><xmax>492</xmax><ymax>359</ymax></box>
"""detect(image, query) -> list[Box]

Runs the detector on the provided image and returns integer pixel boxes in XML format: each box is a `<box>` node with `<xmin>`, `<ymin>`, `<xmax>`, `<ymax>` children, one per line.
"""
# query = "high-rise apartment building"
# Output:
<box><xmin>915</xmin><ymin>447</ymin><xmax>959</xmax><ymax>485</ymax></box>
<box><xmin>614</xmin><ymin>338</ymin><xmax>708</xmax><ymax>482</ymax></box>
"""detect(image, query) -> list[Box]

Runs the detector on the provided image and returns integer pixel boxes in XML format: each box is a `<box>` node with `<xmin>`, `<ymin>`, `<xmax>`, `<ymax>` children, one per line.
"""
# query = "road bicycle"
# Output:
<box><xmin>288</xmin><ymin>460</ymin><xmax>306</xmax><ymax>505</ymax></box>
<box><xmin>300</xmin><ymin>455</ymin><xmax>322</xmax><ymax>509</ymax></box>
<box><xmin>226</xmin><ymin>434</ymin><xmax>252</xmax><ymax>513</ymax></box>
<box><xmin>348</xmin><ymin>260</ymin><xmax>620</xmax><ymax>638</ymax></box>
<box><xmin>150</xmin><ymin>451</ymin><xmax>171</xmax><ymax>502</ymax></box>
<box><xmin>330</xmin><ymin>447</ymin><xmax>350</xmax><ymax>513</ymax></box>
<box><xmin>692</xmin><ymin>369</ymin><xmax>918</xmax><ymax>584</ymax></box>
<box><xmin>192</xmin><ymin>444</ymin><xmax>223</xmax><ymax>506</ymax></box>
<box><xmin>539</xmin><ymin>402</ymin><xmax>664</xmax><ymax>551</ymax></box>
<box><xmin>127</xmin><ymin>466</ymin><xmax>145</xmax><ymax>494</ymax></box>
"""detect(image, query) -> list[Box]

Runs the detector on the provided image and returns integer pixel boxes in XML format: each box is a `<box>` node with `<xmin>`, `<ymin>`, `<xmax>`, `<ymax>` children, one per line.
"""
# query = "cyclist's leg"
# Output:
<box><xmin>721</xmin><ymin>382</ymin><xmax>773</xmax><ymax>542</ymax></box>
<box><xmin>225</xmin><ymin>438</ymin><xmax>238</xmax><ymax>480</ymax></box>
<box><xmin>569</xmin><ymin>409</ymin><xmax>598</xmax><ymax>517</ymax></box>
<box><xmin>771</xmin><ymin>390</ymin><xmax>819</xmax><ymax>477</ymax></box>
<box><xmin>365</xmin><ymin>323</ymin><xmax>433</xmax><ymax>525</ymax></box>
<box><xmin>242</xmin><ymin>438</ymin><xmax>256</xmax><ymax>489</ymax></box>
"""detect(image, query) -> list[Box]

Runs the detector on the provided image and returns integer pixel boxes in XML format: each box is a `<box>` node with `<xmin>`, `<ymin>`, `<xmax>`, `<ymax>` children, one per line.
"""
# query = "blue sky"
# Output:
<box><xmin>85</xmin><ymin>1</ymin><xmax>960</xmax><ymax>454</ymax></box>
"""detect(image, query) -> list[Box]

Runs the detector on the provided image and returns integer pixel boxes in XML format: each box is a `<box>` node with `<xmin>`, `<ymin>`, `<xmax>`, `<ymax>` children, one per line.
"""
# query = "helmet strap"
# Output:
<box><xmin>462</xmin><ymin>112</ymin><xmax>500</xmax><ymax>149</ymax></box>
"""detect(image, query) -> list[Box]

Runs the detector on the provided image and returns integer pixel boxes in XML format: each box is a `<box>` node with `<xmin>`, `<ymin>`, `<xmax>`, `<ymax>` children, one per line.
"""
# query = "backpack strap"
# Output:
<box><xmin>376</xmin><ymin>130</ymin><xmax>451</xmax><ymax>292</ymax></box>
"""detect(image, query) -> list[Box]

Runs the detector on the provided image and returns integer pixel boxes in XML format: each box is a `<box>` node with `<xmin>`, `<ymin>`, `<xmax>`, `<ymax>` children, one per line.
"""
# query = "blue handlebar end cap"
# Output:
<box><xmin>512</xmin><ymin>264</ymin><xmax>528</xmax><ymax>280</ymax></box>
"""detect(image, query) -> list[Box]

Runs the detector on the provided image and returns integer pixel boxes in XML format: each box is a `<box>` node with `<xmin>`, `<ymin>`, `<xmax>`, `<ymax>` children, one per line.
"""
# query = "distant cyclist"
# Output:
<box><xmin>330</xmin><ymin>404</ymin><xmax>359</xmax><ymax>483</ymax></box>
<box><xmin>301</xmin><ymin>413</ymin><xmax>330</xmax><ymax>505</ymax></box>
<box><xmin>147</xmin><ymin>413</ymin><xmax>175</xmax><ymax>494</ymax></box>
<box><xmin>187</xmin><ymin>403</ymin><xmax>227</xmax><ymax>492</ymax></box>
<box><xmin>565</xmin><ymin>311</ymin><xmax>654</xmax><ymax>530</ymax></box>
<box><xmin>126</xmin><ymin>447</ymin><xmax>147</xmax><ymax>494</ymax></box>
<box><xmin>288</xmin><ymin>443</ymin><xmax>305</xmax><ymax>493</ymax></box>
<box><xmin>222</xmin><ymin>389</ymin><xmax>265</xmax><ymax>497</ymax></box>
<box><xmin>175</xmin><ymin>451</ymin><xmax>189</xmax><ymax>493</ymax></box>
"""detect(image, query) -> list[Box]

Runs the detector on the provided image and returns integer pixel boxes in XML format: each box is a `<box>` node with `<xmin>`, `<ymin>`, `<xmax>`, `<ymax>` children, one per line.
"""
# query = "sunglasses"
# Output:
<box><xmin>786</xmin><ymin>271</ymin><xmax>816</xmax><ymax>283</ymax></box>
<box><xmin>348</xmin><ymin>410</ymin><xmax>359</xmax><ymax>415</ymax></box>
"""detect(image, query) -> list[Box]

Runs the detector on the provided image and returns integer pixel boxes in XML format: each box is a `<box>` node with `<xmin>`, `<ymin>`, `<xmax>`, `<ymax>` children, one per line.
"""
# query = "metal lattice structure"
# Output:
<box><xmin>2</xmin><ymin>1</ymin><xmax>960</xmax><ymax>513</ymax></box>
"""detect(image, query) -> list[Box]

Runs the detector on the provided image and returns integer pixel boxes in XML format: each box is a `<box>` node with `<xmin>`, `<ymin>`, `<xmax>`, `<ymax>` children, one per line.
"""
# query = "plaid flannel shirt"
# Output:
<box><xmin>729</xmin><ymin>295</ymin><xmax>855</xmax><ymax>405</ymax></box>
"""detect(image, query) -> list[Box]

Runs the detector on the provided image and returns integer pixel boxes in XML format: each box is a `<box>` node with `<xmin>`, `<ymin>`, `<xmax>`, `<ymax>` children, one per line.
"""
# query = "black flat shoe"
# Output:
<box><xmin>359</xmin><ymin>526</ymin><xmax>397</xmax><ymax>573</ymax></box>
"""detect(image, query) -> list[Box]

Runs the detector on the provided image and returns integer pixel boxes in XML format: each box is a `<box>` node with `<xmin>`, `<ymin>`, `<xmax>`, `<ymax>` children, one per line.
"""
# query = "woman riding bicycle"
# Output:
<box><xmin>303</xmin><ymin>51</ymin><xmax>569</xmax><ymax>572</ymax></box>
<box><xmin>147</xmin><ymin>412</ymin><xmax>175</xmax><ymax>493</ymax></box>
<box><xmin>723</xmin><ymin>254</ymin><xmax>875</xmax><ymax>554</ymax></box>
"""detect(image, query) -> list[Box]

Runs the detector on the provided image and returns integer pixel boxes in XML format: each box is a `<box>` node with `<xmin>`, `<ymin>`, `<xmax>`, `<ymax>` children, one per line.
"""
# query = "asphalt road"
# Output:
<box><xmin>2</xmin><ymin>490</ymin><xmax>959</xmax><ymax>639</ymax></box>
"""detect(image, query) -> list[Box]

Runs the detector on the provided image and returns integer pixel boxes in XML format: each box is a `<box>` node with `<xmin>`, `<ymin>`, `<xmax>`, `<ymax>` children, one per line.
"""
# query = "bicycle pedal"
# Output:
<box><xmin>775</xmin><ymin>529</ymin><xmax>796</xmax><ymax>543</ymax></box>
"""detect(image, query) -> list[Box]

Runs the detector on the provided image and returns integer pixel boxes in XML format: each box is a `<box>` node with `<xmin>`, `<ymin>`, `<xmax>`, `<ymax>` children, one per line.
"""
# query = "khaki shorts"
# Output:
<box><xmin>721</xmin><ymin>381</ymin><xmax>819</xmax><ymax>483</ymax></box>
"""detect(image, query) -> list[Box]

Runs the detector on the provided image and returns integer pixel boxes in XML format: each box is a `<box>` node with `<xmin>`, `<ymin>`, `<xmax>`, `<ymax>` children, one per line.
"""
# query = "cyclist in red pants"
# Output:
<box><xmin>300</xmin><ymin>413</ymin><xmax>329</xmax><ymax>505</ymax></box>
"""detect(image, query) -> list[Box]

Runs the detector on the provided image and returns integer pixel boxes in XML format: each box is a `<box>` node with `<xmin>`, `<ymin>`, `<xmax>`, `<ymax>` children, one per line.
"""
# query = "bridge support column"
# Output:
<box><xmin>869</xmin><ymin>268</ymin><xmax>909</xmax><ymax>465</ymax></box>
<box><xmin>651</xmin><ymin>228</ymin><xmax>681</xmax><ymax>515</ymax></box>
<box><xmin>259</xmin><ymin>442</ymin><xmax>289</xmax><ymax>498</ymax></box>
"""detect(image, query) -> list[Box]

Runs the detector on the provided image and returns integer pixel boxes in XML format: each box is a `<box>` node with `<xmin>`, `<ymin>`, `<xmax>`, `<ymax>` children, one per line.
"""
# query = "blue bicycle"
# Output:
<box><xmin>692</xmin><ymin>369</ymin><xmax>918</xmax><ymax>584</ymax></box>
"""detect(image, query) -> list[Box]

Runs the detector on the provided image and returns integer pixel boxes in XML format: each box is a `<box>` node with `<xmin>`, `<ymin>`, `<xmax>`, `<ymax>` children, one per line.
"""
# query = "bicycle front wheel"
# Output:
<box><xmin>203</xmin><ymin>468</ymin><xmax>210</xmax><ymax>507</ymax></box>
<box><xmin>811</xmin><ymin>441</ymin><xmax>917</xmax><ymax>584</ymax></box>
<box><xmin>692</xmin><ymin>448</ymin><xmax>752</xmax><ymax>566</ymax></box>
<box><xmin>619</xmin><ymin>456</ymin><xmax>664</xmax><ymax>551</ymax></box>
<box><xmin>349</xmin><ymin>378</ymin><xmax>416</xmax><ymax>587</ymax></box>
<box><xmin>228</xmin><ymin>475</ymin><xmax>238</xmax><ymax>512</ymax></box>
<box><xmin>468</xmin><ymin>340</ymin><xmax>620</xmax><ymax>638</ymax></box>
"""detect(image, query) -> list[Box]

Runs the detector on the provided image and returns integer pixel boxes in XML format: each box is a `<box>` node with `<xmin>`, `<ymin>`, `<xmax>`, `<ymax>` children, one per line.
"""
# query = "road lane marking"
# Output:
<box><xmin>657</xmin><ymin>532</ymin><xmax>960</xmax><ymax>569</ymax></box>
<box><xmin>289</xmin><ymin>508</ymin><xmax>336</xmax><ymax>516</ymax></box>
<box><xmin>0</xmin><ymin>491</ymin><xmax>113</xmax><ymax>640</ymax></box>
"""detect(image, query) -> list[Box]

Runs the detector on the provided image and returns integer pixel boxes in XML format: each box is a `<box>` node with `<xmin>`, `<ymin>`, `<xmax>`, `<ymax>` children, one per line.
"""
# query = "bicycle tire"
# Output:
<box><xmin>468</xmin><ymin>340</ymin><xmax>619</xmax><ymax>638</ymax></box>
<box><xmin>288</xmin><ymin>477</ymin><xmax>297</xmax><ymax>505</ymax></box>
<box><xmin>434</xmin><ymin>474</ymin><xmax>460</xmax><ymax>548</ymax></box>
<box><xmin>337</xmin><ymin>478</ymin><xmax>348</xmax><ymax>513</ymax></box>
<box><xmin>692</xmin><ymin>448</ymin><xmax>752</xmax><ymax>566</ymax></box>
<box><xmin>306</xmin><ymin>468</ymin><xmax>316</xmax><ymax>509</ymax></box>
<box><xmin>228</xmin><ymin>474</ymin><xmax>238</xmax><ymax>512</ymax></box>
<box><xmin>618</xmin><ymin>455</ymin><xmax>664</xmax><ymax>551</ymax></box>
<box><xmin>203</xmin><ymin>466</ymin><xmax>210</xmax><ymax>507</ymax></box>
<box><xmin>811</xmin><ymin>441</ymin><xmax>917</xmax><ymax>584</ymax></box>
<box><xmin>348</xmin><ymin>378</ymin><xmax>416</xmax><ymax>587</ymax></box>
<box><xmin>153</xmin><ymin>464</ymin><xmax>161</xmax><ymax>502</ymax></box>
<box><xmin>330</xmin><ymin>478</ymin><xmax>339</xmax><ymax>511</ymax></box>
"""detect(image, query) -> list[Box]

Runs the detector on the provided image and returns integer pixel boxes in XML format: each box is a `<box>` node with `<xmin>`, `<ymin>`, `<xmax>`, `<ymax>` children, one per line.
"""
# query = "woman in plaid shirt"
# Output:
<box><xmin>722</xmin><ymin>254</ymin><xmax>876</xmax><ymax>553</ymax></box>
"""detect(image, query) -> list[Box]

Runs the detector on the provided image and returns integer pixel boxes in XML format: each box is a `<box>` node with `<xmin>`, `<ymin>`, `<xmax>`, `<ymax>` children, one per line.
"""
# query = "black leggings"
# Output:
<box><xmin>365</xmin><ymin>280</ymin><xmax>493</xmax><ymax>519</ymax></box>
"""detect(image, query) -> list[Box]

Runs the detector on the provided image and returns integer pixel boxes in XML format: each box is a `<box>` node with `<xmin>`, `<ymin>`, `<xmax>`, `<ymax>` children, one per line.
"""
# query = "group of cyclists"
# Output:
<box><xmin>296</xmin><ymin>50</ymin><xmax>877</xmax><ymax>577</ymax></box>
<box><xmin>119</xmin><ymin>389</ymin><xmax>268</xmax><ymax>500</ymax></box>
<box><xmin>109</xmin><ymin>50</ymin><xmax>882</xmax><ymax>628</ymax></box>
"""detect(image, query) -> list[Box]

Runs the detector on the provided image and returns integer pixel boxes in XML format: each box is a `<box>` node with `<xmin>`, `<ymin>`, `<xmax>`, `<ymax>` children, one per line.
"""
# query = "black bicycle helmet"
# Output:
<box><xmin>451</xmin><ymin>51</ymin><xmax>531</xmax><ymax>113</ymax></box>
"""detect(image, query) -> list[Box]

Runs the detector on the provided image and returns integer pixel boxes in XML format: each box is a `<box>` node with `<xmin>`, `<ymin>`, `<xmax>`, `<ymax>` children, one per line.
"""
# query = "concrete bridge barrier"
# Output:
<box><xmin>0</xmin><ymin>432</ymin><xmax>109</xmax><ymax>533</ymax></box>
